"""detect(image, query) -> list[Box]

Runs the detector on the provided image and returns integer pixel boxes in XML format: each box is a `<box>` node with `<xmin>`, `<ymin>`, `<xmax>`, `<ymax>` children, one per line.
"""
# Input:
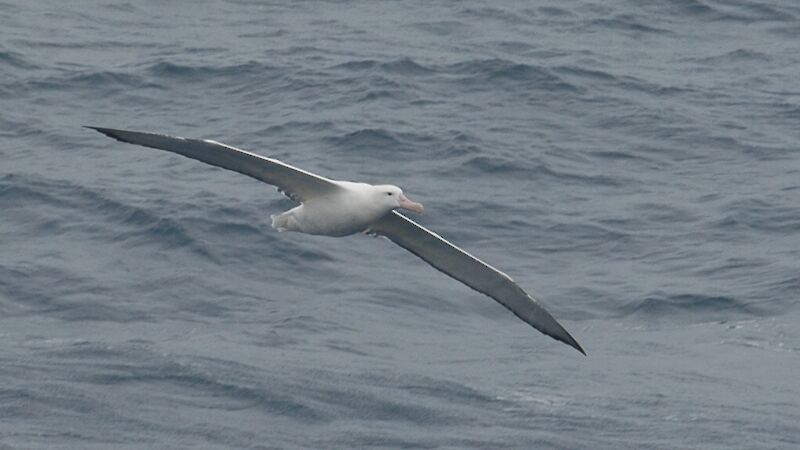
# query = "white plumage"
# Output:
<box><xmin>89</xmin><ymin>127</ymin><xmax>584</xmax><ymax>354</ymax></box>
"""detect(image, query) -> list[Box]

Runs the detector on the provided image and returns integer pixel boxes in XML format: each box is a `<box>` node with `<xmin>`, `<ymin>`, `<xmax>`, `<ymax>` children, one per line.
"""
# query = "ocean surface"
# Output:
<box><xmin>2</xmin><ymin>0</ymin><xmax>799</xmax><ymax>448</ymax></box>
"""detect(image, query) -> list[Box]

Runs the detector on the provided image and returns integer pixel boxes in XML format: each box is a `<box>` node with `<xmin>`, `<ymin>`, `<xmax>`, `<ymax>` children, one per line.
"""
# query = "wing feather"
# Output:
<box><xmin>368</xmin><ymin>211</ymin><xmax>585</xmax><ymax>354</ymax></box>
<box><xmin>88</xmin><ymin>127</ymin><xmax>341</xmax><ymax>202</ymax></box>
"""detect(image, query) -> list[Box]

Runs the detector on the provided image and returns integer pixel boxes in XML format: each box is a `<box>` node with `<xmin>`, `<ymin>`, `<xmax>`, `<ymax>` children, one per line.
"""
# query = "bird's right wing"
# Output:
<box><xmin>368</xmin><ymin>211</ymin><xmax>585</xmax><ymax>354</ymax></box>
<box><xmin>88</xmin><ymin>127</ymin><xmax>342</xmax><ymax>203</ymax></box>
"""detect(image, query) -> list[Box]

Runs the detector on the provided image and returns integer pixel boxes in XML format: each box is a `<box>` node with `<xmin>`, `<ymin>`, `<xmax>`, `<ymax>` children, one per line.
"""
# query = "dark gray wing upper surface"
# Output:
<box><xmin>369</xmin><ymin>211</ymin><xmax>585</xmax><ymax>354</ymax></box>
<box><xmin>87</xmin><ymin>127</ymin><xmax>341</xmax><ymax>202</ymax></box>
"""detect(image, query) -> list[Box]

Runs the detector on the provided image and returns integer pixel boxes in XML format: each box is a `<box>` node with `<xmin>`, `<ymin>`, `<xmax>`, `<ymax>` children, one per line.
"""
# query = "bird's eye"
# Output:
<box><xmin>387</xmin><ymin>192</ymin><xmax>393</xmax><ymax>196</ymax></box>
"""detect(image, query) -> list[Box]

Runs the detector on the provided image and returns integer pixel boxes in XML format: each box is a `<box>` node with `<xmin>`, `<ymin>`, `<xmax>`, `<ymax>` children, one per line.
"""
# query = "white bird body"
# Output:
<box><xmin>272</xmin><ymin>182</ymin><xmax>423</xmax><ymax>237</ymax></box>
<box><xmin>89</xmin><ymin>126</ymin><xmax>584</xmax><ymax>355</ymax></box>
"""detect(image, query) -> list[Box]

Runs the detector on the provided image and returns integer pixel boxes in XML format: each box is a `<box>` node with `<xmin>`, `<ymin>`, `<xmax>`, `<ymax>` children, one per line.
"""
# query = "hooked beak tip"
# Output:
<box><xmin>398</xmin><ymin>194</ymin><xmax>424</xmax><ymax>214</ymax></box>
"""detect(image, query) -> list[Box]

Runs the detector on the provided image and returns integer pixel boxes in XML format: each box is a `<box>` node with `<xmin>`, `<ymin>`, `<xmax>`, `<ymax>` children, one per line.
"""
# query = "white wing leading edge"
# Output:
<box><xmin>368</xmin><ymin>211</ymin><xmax>585</xmax><ymax>354</ymax></box>
<box><xmin>87</xmin><ymin>127</ymin><xmax>342</xmax><ymax>203</ymax></box>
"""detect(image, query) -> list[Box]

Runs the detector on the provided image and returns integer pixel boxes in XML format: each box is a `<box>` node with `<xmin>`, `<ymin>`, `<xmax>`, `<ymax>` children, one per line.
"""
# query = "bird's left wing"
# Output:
<box><xmin>87</xmin><ymin>127</ymin><xmax>342</xmax><ymax>202</ymax></box>
<box><xmin>368</xmin><ymin>211</ymin><xmax>585</xmax><ymax>354</ymax></box>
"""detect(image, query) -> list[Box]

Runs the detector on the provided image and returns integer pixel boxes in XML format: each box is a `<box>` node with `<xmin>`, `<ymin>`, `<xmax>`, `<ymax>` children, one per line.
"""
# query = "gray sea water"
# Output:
<box><xmin>2</xmin><ymin>0</ymin><xmax>799</xmax><ymax>448</ymax></box>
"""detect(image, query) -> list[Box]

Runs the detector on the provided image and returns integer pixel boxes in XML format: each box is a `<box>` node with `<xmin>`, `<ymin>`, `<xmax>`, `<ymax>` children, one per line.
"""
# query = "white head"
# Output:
<box><xmin>373</xmin><ymin>184</ymin><xmax>424</xmax><ymax>214</ymax></box>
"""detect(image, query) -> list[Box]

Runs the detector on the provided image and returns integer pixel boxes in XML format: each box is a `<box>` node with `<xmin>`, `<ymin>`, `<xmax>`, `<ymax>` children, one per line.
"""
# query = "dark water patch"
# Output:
<box><xmin>631</xmin><ymin>202</ymin><xmax>698</xmax><ymax>225</ymax></box>
<box><xmin>325</xmin><ymin>128</ymin><xmax>428</xmax><ymax>156</ymax></box>
<box><xmin>358</xmin><ymin>285</ymin><xmax>463</xmax><ymax>317</ymax></box>
<box><xmin>87</xmin><ymin>193</ymin><xmax>215</xmax><ymax>258</ymax></box>
<box><xmin>433</xmin><ymin>130</ymin><xmax>483</xmax><ymax>158</ymax></box>
<box><xmin>332</xmin><ymin>59</ymin><xmax>377</xmax><ymax>72</ymax></box>
<box><xmin>411</xmin><ymin>20</ymin><xmax>472</xmax><ymax>37</ymax></box>
<box><xmin>693</xmin><ymin>49</ymin><xmax>772</xmax><ymax>65</ymax></box>
<box><xmin>0</xmin><ymin>1</ymin><xmax>22</xmax><ymax>14</ymax></box>
<box><xmin>624</xmin><ymin>293</ymin><xmax>761</xmax><ymax>321</ymax></box>
<box><xmin>238</xmin><ymin>29</ymin><xmax>289</xmax><ymax>39</ymax></box>
<box><xmin>328</xmin><ymin>434</ymin><xmax>438</xmax><ymax>450</ymax></box>
<box><xmin>0</xmin><ymin>385</ymin><xmax>105</xmax><ymax>418</ymax></box>
<box><xmin>0</xmin><ymin>263</ymin><xmax>145</xmax><ymax>323</ymax></box>
<box><xmin>459</xmin><ymin>154</ymin><xmax>534</xmax><ymax>176</ymax></box>
<box><xmin>299</xmin><ymin>376</ymin><xmax>451</xmax><ymax>426</ymax></box>
<box><xmin>329</xmin><ymin>128</ymin><xmax>401</xmax><ymax>148</ymax></box>
<box><xmin>120</xmin><ymin>227</ymin><xmax>206</xmax><ymax>266</ymax></box>
<box><xmin>729</xmin><ymin>2</ymin><xmax>796</xmax><ymax>22</ymax></box>
<box><xmin>357</xmin><ymin>89</ymin><xmax>405</xmax><ymax>103</ymax></box>
<box><xmin>487</xmin><ymin>40</ymin><xmax>539</xmax><ymax>57</ymax></box>
<box><xmin>0</xmin><ymin>264</ymin><xmax>81</xmax><ymax>315</ymax></box>
<box><xmin>0</xmin><ymin>174</ymin><xmax>216</xmax><ymax>259</ymax></box>
<box><xmin>324</xmin><ymin>339</ymin><xmax>371</xmax><ymax>357</ymax></box>
<box><xmin>460</xmin><ymin>6</ymin><xmax>533</xmax><ymax>25</ymax></box>
<box><xmin>714</xmin><ymin>198</ymin><xmax>800</xmax><ymax>234</ymax></box>
<box><xmin>14</xmin><ymin>70</ymin><xmax>162</xmax><ymax>94</ymax></box>
<box><xmin>585</xmin><ymin>15</ymin><xmax>670</xmax><ymax>35</ymax></box>
<box><xmin>445</xmin><ymin>58</ymin><xmax>581</xmax><ymax>93</ymax></box>
<box><xmin>537</xmin><ymin>161</ymin><xmax>629</xmax><ymax>187</ymax></box>
<box><xmin>365</xmin><ymin>372</ymin><xmax>497</xmax><ymax>406</ymax></box>
<box><xmin>654</xmin><ymin>0</ymin><xmax>792</xmax><ymax>23</ymax></box>
<box><xmin>331</xmin><ymin>57</ymin><xmax>434</xmax><ymax>76</ymax></box>
<box><xmin>662</xmin><ymin>0</ymin><xmax>719</xmax><ymax>18</ymax></box>
<box><xmin>147</xmin><ymin>60</ymin><xmax>281</xmax><ymax>81</ymax></box>
<box><xmin>199</xmin><ymin>218</ymin><xmax>265</xmax><ymax>239</ymax></box>
<box><xmin>259</xmin><ymin>120</ymin><xmax>335</xmax><ymax>136</ymax></box>
<box><xmin>382</xmin><ymin>57</ymin><xmax>435</xmax><ymax>76</ymax></box>
<box><xmin>588</xmin><ymin>149</ymin><xmax>655</xmax><ymax>165</ymax></box>
<box><xmin>270</xmin><ymin>313</ymin><xmax>353</xmax><ymax>334</ymax></box>
<box><xmin>453</xmin><ymin>154</ymin><xmax>628</xmax><ymax>188</ymax></box>
<box><xmin>767</xmin><ymin>23</ymin><xmax>800</xmax><ymax>37</ymax></box>
<box><xmin>0</xmin><ymin>174</ymin><xmax>58</xmax><ymax>207</ymax></box>
<box><xmin>15</xmin><ymin>38</ymin><xmax>163</xmax><ymax>51</ymax></box>
<box><xmin>555</xmin><ymin>65</ymin><xmax>618</xmax><ymax>82</ymax></box>
<box><xmin>543</xmin><ymin>222</ymin><xmax>632</xmax><ymax>252</ymax></box>
<box><xmin>102</xmin><ymin>2</ymin><xmax>138</xmax><ymax>13</ymax></box>
<box><xmin>0</xmin><ymin>48</ymin><xmax>37</xmax><ymax>70</ymax></box>
<box><xmin>56</xmin><ymin>298</ymin><xmax>151</xmax><ymax>323</ymax></box>
<box><xmin>72</xmin><ymin>353</ymin><xmax>326</xmax><ymax>421</ymax></box>
<box><xmin>616</xmin><ymin>74</ymin><xmax>694</xmax><ymax>97</ymax></box>
<box><xmin>71</xmin><ymin>70</ymin><xmax>150</xmax><ymax>89</ymax></box>
<box><xmin>536</xmin><ymin>6</ymin><xmax>573</xmax><ymax>17</ymax></box>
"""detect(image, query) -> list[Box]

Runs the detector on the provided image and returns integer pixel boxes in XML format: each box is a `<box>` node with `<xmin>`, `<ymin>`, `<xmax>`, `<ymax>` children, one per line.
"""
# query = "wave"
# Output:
<box><xmin>715</xmin><ymin>198</ymin><xmax>800</xmax><ymax>234</ymax></box>
<box><xmin>0</xmin><ymin>174</ymin><xmax>214</xmax><ymax>259</ymax></box>
<box><xmin>623</xmin><ymin>293</ymin><xmax>761</xmax><ymax>321</ymax></box>
<box><xmin>331</xmin><ymin>57</ymin><xmax>434</xmax><ymax>76</ymax></box>
<box><xmin>147</xmin><ymin>60</ymin><xmax>280</xmax><ymax>80</ymax></box>
<box><xmin>585</xmin><ymin>15</ymin><xmax>671</xmax><ymax>34</ymax></box>
<box><xmin>459</xmin><ymin>6</ymin><xmax>533</xmax><ymax>25</ymax></box>
<box><xmin>446</xmin><ymin>58</ymin><xmax>581</xmax><ymax>92</ymax></box>
<box><xmin>335</xmin><ymin>57</ymin><xmax>583</xmax><ymax>93</ymax></box>
<box><xmin>5</xmin><ymin>70</ymin><xmax>162</xmax><ymax>95</ymax></box>
<box><xmin>669</xmin><ymin>0</ymin><xmax>795</xmax><ymax>22</ymax></box>
<box><xmin>0</xmin><ymin>48</ymin><xmax>38</xmax><ymax>70</ymax></box>
<box><xmin>324</xmin><ymin>128</ymin><xmax>431</xmax><ymax>156</ymax></box>
<box><xmin>693</xmin><ymin>49</ymin><xmax>772</xmax><ymax>65</ymax></box>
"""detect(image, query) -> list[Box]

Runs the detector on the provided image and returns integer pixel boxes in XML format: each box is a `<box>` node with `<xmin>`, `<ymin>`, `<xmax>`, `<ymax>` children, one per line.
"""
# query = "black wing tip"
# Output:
<box><xmin>84</xmin><ymin>125</ymin><xmax>113</xmax><ymax>133</ymax></box>
<box><xmin>85</xmin><ymin>126</ymin><xmax>126</xmax><ymax>142</ymax></box>
<box><xmin>565</xmin><ymin>334</ymin><xmax>587</xmax><ymax>356</ymax></box>
<box><xmin>550</xmin><ymin>325</ymin><xmax>586</xmax><ymax>356</ymax></box>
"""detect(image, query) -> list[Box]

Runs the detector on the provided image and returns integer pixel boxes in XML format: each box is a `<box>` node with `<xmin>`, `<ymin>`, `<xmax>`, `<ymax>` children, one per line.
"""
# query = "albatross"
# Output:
<box><xmin>88</xmin><ymin>127</ymin><xmax>584</xmax><ymax>355</ymax></box>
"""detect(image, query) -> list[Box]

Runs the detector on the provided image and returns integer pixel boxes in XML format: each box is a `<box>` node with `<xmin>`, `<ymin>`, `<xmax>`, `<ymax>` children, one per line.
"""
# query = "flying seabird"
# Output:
<box><xmin>88</xmin><ymin>127</ymin><xmax>585</xmax><ymax>355</ymax></box>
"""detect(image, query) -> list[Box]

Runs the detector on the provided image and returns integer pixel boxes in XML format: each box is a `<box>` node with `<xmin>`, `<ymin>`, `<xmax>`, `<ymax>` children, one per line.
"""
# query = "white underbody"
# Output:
<box><xmin>271</xmin><ymin>181</ymin><xmax>393</xmax><ymax>237</ymax></box>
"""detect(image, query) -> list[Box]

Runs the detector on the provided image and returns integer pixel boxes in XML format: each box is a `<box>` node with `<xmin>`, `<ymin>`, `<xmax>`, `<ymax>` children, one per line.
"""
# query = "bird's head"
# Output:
<box><xmin>374</xmin><ymin>185</ymin><xmax>424</xmax><ymax>214</ymax></box>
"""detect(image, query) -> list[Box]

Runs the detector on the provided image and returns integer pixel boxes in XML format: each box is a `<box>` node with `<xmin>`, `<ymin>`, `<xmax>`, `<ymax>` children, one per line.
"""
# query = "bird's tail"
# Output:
<box><xmin>270</xmin><ymin>212</ymin><xmax>290</xmax><ymax>232</ymax></box>
<box><xmin>269</xmin><ymin>211</ymin><xmax>292</xmax><ymax>231</ymax></box>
